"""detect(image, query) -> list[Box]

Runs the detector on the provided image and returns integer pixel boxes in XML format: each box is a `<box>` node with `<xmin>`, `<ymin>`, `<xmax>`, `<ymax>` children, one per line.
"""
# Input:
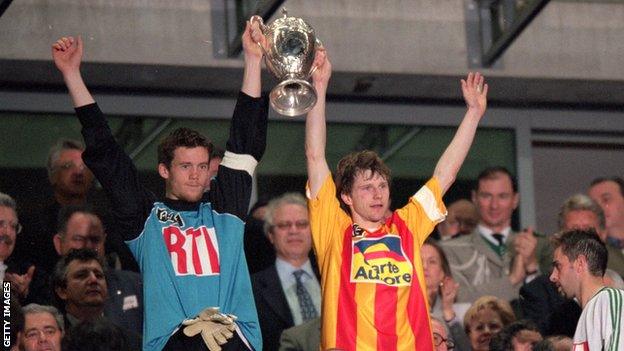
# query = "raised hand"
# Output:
<box><xmin>311</xmin><ymin>47</ymin><xmax>331</xmax><ymax>89</ymax></box>
<box><xmin>515</xmin><ymin>227</ymin><xmax>538</xmax><ymax>272</ymax></box>
<box><xmin>461</xmin><ymin>72</ymin><xmax>488</xmax><ymax>116</ymax></box>
<box><xmin>5</xmin><ymin>265</ymin><xmax>35</xmax><ymax>298</ymax></box>
<box><xmin>440</xmin><ymin>276</ymin><xmax>459</xmax><ymax>306</ymax></box>
<box><xmin>52</xmin><ymin>36</ymin><xmax>83</xmax><ymax>76</ymax></box>
<box><xmin>243</xmin><ymin>19</ymin><xmax>265</xmax><ymax>63</ymax></box>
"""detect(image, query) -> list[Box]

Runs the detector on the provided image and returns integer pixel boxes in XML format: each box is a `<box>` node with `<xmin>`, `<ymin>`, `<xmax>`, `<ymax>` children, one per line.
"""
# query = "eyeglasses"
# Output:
<box><xmin>0</xmin><ymin>219</ymin><xmax>22</xmax><ymax>234</ymax></box>
<box><xmin>273</xmin><ymin>220</ymin><xmax>310</xmax><ymax>231</ymax></box>
<box><xmin>433</xmin><ymin>332</ymin><xmax>455</xmax><ymax>350</ymax></box>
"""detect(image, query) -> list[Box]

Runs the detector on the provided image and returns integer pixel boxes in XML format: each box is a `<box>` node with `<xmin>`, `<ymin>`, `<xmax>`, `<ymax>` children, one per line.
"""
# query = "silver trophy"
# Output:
<box><xmin>251</xmin><ymin>9</ymin><xmax>321</xmax><ymax>117</ymax></box>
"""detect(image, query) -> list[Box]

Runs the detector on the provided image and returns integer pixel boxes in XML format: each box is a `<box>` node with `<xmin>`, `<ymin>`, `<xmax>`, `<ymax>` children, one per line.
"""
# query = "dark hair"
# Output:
<box><xmin>157</xmin><ymin>128</ymin><xmax>213</xmax><ymax>168</ymax></box>
<box><xmin>56</xmin><ymin>204</ymin><xmax>98</xmax><ymax>234</ymax></box>
<box><xmin>52</xmin><ymin>248</ymin><xmax>106</xmax><ymax>291</ymax></box>
<box><xmin>423</xmin><ymin>237</ymin><xmax>452</xmax><ymax>277</ymax></box>
<box><xmin>64</xmin><ymin>318</ymin><xmax>134</xmax><ymax>351</ymax></box>
<box><xmin>336</xmin><ymin>150</ymin><xmax>391</xmax><ymax>204</ymax></box>
<box><xmin>590</xmin><ymin>176</ymin><xmax>624</xmax><ymax>197</ymax></box>
<box><xmin>476</xmin><ymin>166</ymin><xmax>517</xmax><ymax>193</ymax></box>
<box><xmin>489</xmin><ymin>320</ymin><xmax>541</xmax><ymax>351</ymax></box>
<box><xmin>551</xmin><ymin>228</ymin><xmax>607</xmax><ymax>277</ymax></box>
<box><xmin>210</xmin><ymin>145</ymin><xmax>225</xmax><ymax>160</ymax></box>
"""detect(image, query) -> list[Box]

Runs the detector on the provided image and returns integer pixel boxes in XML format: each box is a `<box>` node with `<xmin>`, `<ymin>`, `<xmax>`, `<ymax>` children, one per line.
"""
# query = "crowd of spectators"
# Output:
<box><xmin>4</xmin><ymin>123</ymin><xmax>624</xmax><ymax>351</ymax></box>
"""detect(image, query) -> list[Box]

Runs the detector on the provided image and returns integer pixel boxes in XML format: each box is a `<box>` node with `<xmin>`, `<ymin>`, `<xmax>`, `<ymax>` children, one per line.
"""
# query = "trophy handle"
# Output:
<box><xmin>307</xmin><ymin>39</ymin><xmax>324</xmax><ymax>79</ymax></box>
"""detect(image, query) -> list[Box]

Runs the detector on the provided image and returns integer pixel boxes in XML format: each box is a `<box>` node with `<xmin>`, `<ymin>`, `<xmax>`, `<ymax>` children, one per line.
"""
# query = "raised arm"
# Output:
<box><xmin>305</xmin><ymin>49</ymin><xmax>332</xmax><ymax>198</ymax></box>
<box><xmin>210</xmin><ymin>20</ymin><xmax>269</xmax><ymax>218</ymax></box>
<box><xmin>52</xmin><ymin>36</ymin><xmax>154</xmax><ymax>242</ymax></box>
<box><xmin>433</xmin><ymin>72</ymin><xmax>488</xmax><ymax>194</ymax></box>
<box><xmin>51</xmin><ymin>36</ymin><xmax>95</xmax><ymax>108</ymax></box>
<box><xmin>241</xmin><ymin>20</ymin><xmax>264</xmax><ymax>97</ymax></box>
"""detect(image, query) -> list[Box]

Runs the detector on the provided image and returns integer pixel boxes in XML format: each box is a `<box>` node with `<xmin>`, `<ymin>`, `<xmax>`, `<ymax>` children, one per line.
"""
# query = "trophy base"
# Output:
<box><xmin>270</xmin><ymin>79</ymin><xmax>317</xmax><ymax>117</ymax></box>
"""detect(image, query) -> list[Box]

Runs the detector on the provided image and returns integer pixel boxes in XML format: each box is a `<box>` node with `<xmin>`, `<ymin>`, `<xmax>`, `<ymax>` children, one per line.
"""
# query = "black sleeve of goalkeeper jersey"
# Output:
<box><xmin>209</xmin><ymin>91</ymin><xmax>269</xmax><ymax>220</ymax></box>
<box><xmin>76</xmin><ymin>103</ymin><xmax>156</xmax><ymax>241</ymax></box>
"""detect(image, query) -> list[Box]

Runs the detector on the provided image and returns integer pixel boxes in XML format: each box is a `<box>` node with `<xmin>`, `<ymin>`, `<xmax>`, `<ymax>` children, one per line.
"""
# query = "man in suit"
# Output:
<box><xmin>0</xmin><ymin>192</ymin><xmax>48</xmax><ymax>305</ymax></box>
<box><xmin>53</xmin><ymin>206</ymin><xmax>143</xmax><ymax>335</ymax></box>
<box><xmin>251</xmin><ymin>193</ymin><xmax>321</xmax><ymax>351</ymax></box>
<box><xmin>51</xmin><ymin>248</ymin><xmax>141</xmax><ymax>349</ymax></box>
<box><xmin>441</xmin><ymin>167</ymin><xmax>552</xmax><ymax>303</ymax></box>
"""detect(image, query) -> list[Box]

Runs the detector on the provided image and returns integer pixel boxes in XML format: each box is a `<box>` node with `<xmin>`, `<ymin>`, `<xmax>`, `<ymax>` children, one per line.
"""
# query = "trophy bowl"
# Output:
<box><xmin>251</xmin><ymin>9</ymin><xmax>320</xmax><ymax>117</ymax></box>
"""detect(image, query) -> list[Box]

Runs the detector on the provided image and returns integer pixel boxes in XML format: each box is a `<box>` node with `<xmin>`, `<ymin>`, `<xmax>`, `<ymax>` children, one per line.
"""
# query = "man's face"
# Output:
<box><xmin>57</xmin><ymin>212</ymin><xmax>106</xmax><ymax>257</ymax></box>
<box><xmin>159</xmin><ymin>147</ymin><xmax>210</xmax><ymax>202</ymax></box>
<box><xmin>0</xmin><ymin>206</ymin><xmax>18</xmax><ymax>261</ymax></box>
<box><xmin>468</xmin><ymin>307</ymin><xmax>504</xmax><ymax>351</ymax></box>
<box><xmin>473</xmin><ymin>174</ymin><xmax>518</xmax><ymax>231</ymax></box>
<box><xmin>269</xmin><ymin>203</ymin><xmax>312</xmax><ymax>262</ymax></box>
<box><xmin>341</xmin><ymin>170</ymin><xmax>390</xmax><ymax>227</ymax></box>
<box><xmin>21</xmin><ymin>312</ymin><xmax>63</xmax><ymax>351</ymax></box>
<box><xmin>549</xmin><ymin>247</ymin><xmax>579</xmax><ymax>299</ymax></box>
<box><xmin>589</xmin><ymin>180</ymin><xmax>624</xmax><ymax>235</ymax></box>
<box><xmin>563</xmin><ymin>210</ymin><xmax>606</xmax><ymax>241</ymax></box>
<box><xmin>51</xmin><ymin>149</ymin><xmax>94</xmax><ymax>198</ymax></box>
<box><xmin>56</xmin><ymin>259</ymin><xmax>108</xmax><ymax>309</ymax></box>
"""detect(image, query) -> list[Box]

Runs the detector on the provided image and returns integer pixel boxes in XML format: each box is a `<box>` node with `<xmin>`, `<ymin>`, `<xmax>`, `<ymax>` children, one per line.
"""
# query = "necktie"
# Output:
<box><xmin>293</xmin><ymin>269</ymin><xmax>318</xmax><ymax>321</ymax></box>
<box><xmin>492</xmin><ymin>233</ymin><xmax>506</xmax><ymax>256</ymax></box>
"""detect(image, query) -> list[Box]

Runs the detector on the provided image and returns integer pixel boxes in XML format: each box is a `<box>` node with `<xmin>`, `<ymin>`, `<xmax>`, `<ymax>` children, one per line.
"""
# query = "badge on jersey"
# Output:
<box><xmin>157</xmin><ymin>207</ymin><xmax>185</xmax><ymax>227</ymax></box>
<box><xmin>162</xmin><ymin>225</ymin><xmax>220</xmax><ymax>276</ymax></box>
<box><xmin>350</xmin><ymin>235</ymin><xmax>413</xmax><ymax>286</ymax></box>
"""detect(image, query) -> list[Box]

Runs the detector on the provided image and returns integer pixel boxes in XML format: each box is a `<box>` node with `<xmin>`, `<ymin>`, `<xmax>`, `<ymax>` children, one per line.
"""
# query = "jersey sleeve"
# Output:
<box><xmin>306</xmin><ymin>175</ymin><xmax>351</xmax><ymax>268</ymax></box>
<box><xmin>77</xmin><ymin>103</ymin><xmax>155</xmax><ymax>241</ymax></box>
<box><xmin>395</xmin><ymin>177</ymin><xmax>447</xmax><ymax>247</ymax></box>
<box><xmin>209</xmin><ymin>92</ymin><xmax>269</xmax><ymax>220</ymax></box>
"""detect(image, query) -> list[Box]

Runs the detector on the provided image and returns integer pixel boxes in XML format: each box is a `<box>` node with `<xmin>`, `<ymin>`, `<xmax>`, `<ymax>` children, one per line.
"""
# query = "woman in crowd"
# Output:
<box><xmin>463</xmin><ymin>295</ymin><xmax>516</xmax><ymax>351</ymax></box>
<box><xmin>422</xmin><ymin>238</ymin><xmax>471</xmax><ymax>350</ymax></box>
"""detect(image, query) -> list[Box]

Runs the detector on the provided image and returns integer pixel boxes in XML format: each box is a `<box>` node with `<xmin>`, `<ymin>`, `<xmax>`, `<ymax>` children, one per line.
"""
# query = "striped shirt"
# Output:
<box><xmin>573</xmin><ymin>287</ymin><xmax>624</xmax><ymax>351</ymax></box>
<box><xmin>308</xmin><ymin>176</ymin><xmax>446</xmax><ymax>351</ymax></box>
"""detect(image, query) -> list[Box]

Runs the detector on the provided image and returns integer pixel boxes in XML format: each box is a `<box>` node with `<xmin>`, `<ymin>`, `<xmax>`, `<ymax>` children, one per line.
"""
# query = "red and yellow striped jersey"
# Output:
<box><xmin>308</xmin><ymin>175</ymin><xmax>446</xmax><ymax>351</ymax></box>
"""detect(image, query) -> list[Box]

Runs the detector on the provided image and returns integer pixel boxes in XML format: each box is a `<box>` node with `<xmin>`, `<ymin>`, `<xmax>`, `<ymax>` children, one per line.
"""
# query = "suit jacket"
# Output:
<box><xmin>278</xmin><ymin>317</ymin><xmax>320</xmax><ymax>351</ymax></box>
<box><xmin>252</xmin><ymin>265</ymin><xmax>295</xmax><ymax>351</ymax></box>
<box><xmin>441</xmin><ymin>228</ymin><xmax>552</xmax><ymax>303</ymax></box>
<box><xmin>519</xmin><ymin>274</ymin><xmax>581</xmax><ymax>337</ymax></box>
<box><xmin>104</xmin><ymin>269</ymin><xmax>143</xmax><ymax>336</ymax></box>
